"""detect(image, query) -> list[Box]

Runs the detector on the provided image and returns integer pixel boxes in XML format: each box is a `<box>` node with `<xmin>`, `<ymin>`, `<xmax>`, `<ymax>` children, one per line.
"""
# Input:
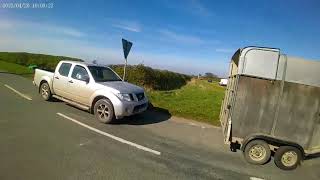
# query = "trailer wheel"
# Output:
<box><xmin>274</xmin><ymin>146</ymin><xmax>302</xmax><ymax>170</ymax></box>
<box><xmin>244</xmin><ymin>140</ymin><xmax>271</xmax><ymax>165</ymax></box>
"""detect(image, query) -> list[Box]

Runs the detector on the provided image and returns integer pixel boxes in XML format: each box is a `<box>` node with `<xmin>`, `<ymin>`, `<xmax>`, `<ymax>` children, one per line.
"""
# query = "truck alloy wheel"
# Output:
<box><xmin>94</xmin><ymin>99</ymin><xmax>115</xmax><ymax>124</ymax></box>
<box><xmin>40</xmin><ymin>82</ymin><xmax>51</xmax><ymax>101</ymax></box>
<box><xmin>244</xmin><ymin>140</ymin><xmax>271</xmax><ymax>165</ymax></box>
<box><xmin>274</xmin><ymin>146</ymin><xmax>302</xmax><ymax>170</ymax></box>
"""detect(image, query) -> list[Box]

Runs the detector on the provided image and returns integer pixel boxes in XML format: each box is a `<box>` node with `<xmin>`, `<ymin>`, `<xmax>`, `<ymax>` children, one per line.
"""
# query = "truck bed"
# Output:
<box><xmin>33</xmin><ymin>69</ymin><xmax>54</xmax><ymax>87</ymax></box>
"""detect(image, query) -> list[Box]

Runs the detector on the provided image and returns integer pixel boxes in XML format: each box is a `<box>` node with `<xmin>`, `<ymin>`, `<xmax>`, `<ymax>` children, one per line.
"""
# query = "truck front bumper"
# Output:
<box><xmin>113</xmin><ymin>98</ymin><xmax>149</xmax><ymax>119</ymax></box>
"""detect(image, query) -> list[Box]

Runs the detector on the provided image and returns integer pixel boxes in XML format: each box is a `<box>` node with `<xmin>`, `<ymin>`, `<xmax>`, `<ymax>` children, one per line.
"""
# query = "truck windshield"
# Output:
<box><xmin>88</xmin><ymin>66</ymin><xmax>122</xmax><ymax>82</ymax></box>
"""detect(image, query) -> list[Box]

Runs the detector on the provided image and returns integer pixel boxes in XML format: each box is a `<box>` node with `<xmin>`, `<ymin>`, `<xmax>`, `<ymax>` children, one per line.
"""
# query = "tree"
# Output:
<box><xmin>204</xmin><ymin>72</ymin><xmax>218</xmax><ymax>78</ymax></box>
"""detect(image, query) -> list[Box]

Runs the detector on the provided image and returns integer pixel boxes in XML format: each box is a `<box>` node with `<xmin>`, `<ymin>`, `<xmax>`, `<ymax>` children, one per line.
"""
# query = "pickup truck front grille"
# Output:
<box><xmin>133</xmin><ymin>103</ymin><xmax>147</xmax><ymax>113</ymax></box>
<box><xmin>135</xmin><ymin>93</ymin><xmax>145</xmax><ymax>101</ymax></box>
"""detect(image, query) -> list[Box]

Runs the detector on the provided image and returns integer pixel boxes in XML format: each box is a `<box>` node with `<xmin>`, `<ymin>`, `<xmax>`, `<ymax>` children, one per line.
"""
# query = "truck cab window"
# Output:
<box><xmin>88</xmin><ymin>66</ymin><xmax>121</xmax><ymax>82</ymax></box>
<box><xmin>58</xmin><ymin>63</ymin><xmax>72</xmax><ymax>77</ymax></box>
<box><xmin>71</xmin><ymin>65</ymin><xmax>89</xmax><ymax>81</ymax></box>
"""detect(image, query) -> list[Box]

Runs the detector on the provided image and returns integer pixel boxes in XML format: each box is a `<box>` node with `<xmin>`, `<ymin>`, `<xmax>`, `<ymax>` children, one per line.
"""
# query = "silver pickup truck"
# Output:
<box><xmin>33</xmin><ymin>60</ymin><xmax>148</xmax><ymax>123</ymax></box>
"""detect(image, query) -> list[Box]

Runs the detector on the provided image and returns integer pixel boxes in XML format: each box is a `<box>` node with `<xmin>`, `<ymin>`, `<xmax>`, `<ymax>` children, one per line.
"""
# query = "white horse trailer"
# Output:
<box><xmin>220</xmin><ymin>46</ymin><xmax>320</xmax><ymax>170</ymax></box>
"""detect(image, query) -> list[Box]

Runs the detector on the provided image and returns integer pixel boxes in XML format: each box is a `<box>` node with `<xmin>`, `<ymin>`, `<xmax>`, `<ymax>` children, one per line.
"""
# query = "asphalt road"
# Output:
<box><xmin>0</xmin><ymin>73</ymin><xmax>320</xmax><ymax>180</ymax></box>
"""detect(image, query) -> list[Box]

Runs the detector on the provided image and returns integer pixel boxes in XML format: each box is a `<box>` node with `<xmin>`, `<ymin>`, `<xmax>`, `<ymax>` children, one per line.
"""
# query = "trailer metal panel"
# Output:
<box><xmin>274</xmin><ymin>82</ymin><xmax>320</xmax><ymax>149</ymax></box>
<box><xmin>231</xmin><ymin>76</ymin><xmax>281</xmax><ymax>138</ymax></box>
<box><xmin>284</xmin><ymin>57</ymin><xmax>320</xmax><ymax>87</ymax></box>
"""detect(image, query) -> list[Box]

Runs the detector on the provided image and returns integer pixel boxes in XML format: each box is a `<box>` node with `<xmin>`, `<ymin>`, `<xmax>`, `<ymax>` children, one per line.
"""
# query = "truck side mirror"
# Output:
<box><xmin>83</xmin><ymin>76</ymin><xmax>90</xmax><ymax>84</ymax></box>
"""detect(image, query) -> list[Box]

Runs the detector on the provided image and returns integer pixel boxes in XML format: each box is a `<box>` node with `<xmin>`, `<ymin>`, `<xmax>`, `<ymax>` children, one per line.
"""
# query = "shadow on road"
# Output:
<box><xmin>60</xmin><ymin>100</ymin><xmax>171</xmax><ymax>125</ymax></box>
<box><xmin>115</xmin><ymin>107</ymin><xmax>172</xmax><ymax>125</ymax></box>
<box><xmin>305</xmin><ymin>152</ymin><xmax>320</xmax><ymax>161</ymax></box>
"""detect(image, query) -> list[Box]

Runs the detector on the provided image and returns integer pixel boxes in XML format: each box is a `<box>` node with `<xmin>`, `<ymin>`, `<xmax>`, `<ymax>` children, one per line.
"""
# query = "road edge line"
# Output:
<box><xmin>4</xmin><ymin>84</ymin><xmax>32</xmax><ymax>101</ymax></box>
<box><xmin>250</xmin><ymin>177</ymin><xmax>265</xmax><ymax>180</ymax></box>
<box><xmin>56</xmin><ymin>112</ymin><xmax>161</xmax><ymax>156</ymax></box>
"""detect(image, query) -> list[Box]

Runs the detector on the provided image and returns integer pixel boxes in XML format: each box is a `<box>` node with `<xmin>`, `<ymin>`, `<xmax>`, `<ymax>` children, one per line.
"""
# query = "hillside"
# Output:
<box><xmin>0</xmin><ymin>60</ymin><xmax>33</xmax><ymax>74</ymax></box>
<box><xmin>0</xmin><ymin>52</ymin><xmax>83</xmax><ymax>71</ymax></box>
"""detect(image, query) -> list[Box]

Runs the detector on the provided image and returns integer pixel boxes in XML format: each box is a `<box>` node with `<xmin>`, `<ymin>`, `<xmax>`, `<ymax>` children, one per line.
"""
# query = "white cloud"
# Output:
<box><xmin>111</xmin><ymin>20</ymin><xmax>141</xmax><ymax>32</ymax></box>
<box><xmin>0</xmin><ymin>18</ymin><xmax>86</xmax><ymax>38</ymax></box>
<box><xmin>0</xmin><ymin>31</ymin><xmax>228</xmax><ymax>76</ymax></box>
<box><xmin>50</xmin><ymin>26</ymin><xmax>86</xmax><ymax>37</ymax></box>
<box><xmin>159</xmin><ymin>29</ymin><xmax>203</xmax><ymax>44</ymax></box>
<box><xmin>112</xmin><ymin>24</ymin><xmax>140</xmax><ymax>33</ymax></box>
<box><xmin>132</xmin><ymin>51</ymin><xmax>229</xmax><ymax>76</ymax></box>
<box><xmin>189</xmin><ymin>0</ymin><xmax>213</xmax><ymax>17</ymax></box>
<box><xmin>215</xmin><ymin>48</ymin><xmax>234</xmax><ymax>53</ymax></box>
<box><xmin>0</xmin><ymin>20</ymin><xmax>14</xmax><ymax>29</ymax></box>
<box><xmin>0</xmin><ymin>17</ymin><xmax>228</xmax><ymax>76</ymax></box>
<box><xmin>162</xmin><ymin>0</ymin><xmax>213</xmax><ymax>18</ymax></box>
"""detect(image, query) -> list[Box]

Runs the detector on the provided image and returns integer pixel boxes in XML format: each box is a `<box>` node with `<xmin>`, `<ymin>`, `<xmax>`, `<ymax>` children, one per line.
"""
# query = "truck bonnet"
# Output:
<box><xmin>98</xmin><ymin>81</ymin><xmax>144</xmax><ymax>94</ymax></box>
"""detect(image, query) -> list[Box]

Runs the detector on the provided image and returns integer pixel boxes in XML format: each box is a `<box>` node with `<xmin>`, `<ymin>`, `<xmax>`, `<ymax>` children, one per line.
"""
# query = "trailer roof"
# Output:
<box><xmin>230</xmin><ymin>46</ymin><xmax>320</xmax><ymax>87</ymax></box>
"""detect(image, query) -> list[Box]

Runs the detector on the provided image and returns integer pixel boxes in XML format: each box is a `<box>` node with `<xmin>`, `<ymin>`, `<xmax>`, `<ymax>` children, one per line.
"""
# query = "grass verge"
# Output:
<box><xmin>0</xmin><ymin>60</ymin><xmax>33</xmax><ymax>75</ymax></box>
<box><xmin>147</xmin><ymin>79</ymin><xmax>225</xmax><ymax>126</ymax></box>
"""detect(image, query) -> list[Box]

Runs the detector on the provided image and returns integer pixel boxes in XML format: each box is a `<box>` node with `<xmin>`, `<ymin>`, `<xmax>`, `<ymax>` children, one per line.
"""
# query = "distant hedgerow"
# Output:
<box><xmin>0</xmin><ymin>52</ymin><xmax>83</xmax><ymax>71</ymax></box>
<box><xmin>110</xmin><ymin>64</ymin><xmax>191</xmax><ymax>90</ymax></box>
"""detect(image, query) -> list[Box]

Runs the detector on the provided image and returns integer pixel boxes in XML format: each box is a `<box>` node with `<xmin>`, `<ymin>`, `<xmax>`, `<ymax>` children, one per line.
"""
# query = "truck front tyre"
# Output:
<box><xmin>94</xmin><ymin>99</ymin><xmax>115</xmax><ymax>124</ymax></box>
<box><xmin>244</xmin><ymin>140</ymin><xmax>271</xmax><ymax>165</ymax></box>
<box><xmin>274</xmin><ymin>146</ymin><xmax>302</xmax><ymax>170</ymax></box>
<box><xmin>40</xmin><ymin>82</ymin><xmax>52</xmax><ymax>101</ymax></box>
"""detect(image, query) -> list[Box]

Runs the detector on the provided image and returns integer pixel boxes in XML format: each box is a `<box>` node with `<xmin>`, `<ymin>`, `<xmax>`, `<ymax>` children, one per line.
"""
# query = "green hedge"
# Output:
<box><xmin>0</xmin><ymin>52</ymin><xmax>82</xmax><ymax>71</ymax></box>
<box><xmin>110</xmin><ymin>64</ymin><xmax>191</xmax><ymax>90</ymax></box>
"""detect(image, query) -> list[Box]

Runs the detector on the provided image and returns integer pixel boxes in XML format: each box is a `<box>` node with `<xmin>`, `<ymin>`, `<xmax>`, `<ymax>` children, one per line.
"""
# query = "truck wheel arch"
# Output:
<box><xmin>39</xmin><ymin>80</ymin><xmax>48</xmax><ymax>93</ymax></box>
<box><xmin>90</xmin><ymin>95</ymin><xmax>111</xmax><ymax>114</ymax></box>
<box><xmin>38</xmin><ymin>76</ymin><xmax>52</xmax><ymax>93</ymax></box>
<box><xmin>241</xmin><ymin>135</ymin><xmax>305</xmax><ymax>157</ymax></box>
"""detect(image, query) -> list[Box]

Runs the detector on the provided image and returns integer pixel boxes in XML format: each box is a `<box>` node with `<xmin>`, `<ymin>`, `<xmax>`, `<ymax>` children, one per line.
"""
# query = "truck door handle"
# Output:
<box><xmin>54</xmin><ymin>76</ymin><xmax>59</xmax><ymax>79</ymax></box>
<box><xmin>68</xmin><ymin>80</ymin><xmax>73</xmax><ymax>83</ymax></box>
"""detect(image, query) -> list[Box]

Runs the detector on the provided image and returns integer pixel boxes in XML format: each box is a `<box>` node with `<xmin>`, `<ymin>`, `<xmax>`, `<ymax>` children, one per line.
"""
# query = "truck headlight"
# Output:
<box><xmin>116</xmin><ymin>93</ymin><xmax>133</xmax><ymax>101</ymax></box>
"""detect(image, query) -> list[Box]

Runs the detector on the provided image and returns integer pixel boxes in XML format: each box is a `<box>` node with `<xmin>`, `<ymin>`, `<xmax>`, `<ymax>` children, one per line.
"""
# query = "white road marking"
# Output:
<box><xmin>4</xmin><ymin>84</ymin><xmax>32</xmax><ymax>101</ymax></box>
<box><xmin>250</xmin><ymin>177</ymin><xmax>265</xmax><ymax>180</ymax></box>
<box><xmin>79</xmin><ymin>140</ymin><xmax>91</xmax><ymax>146</ymax></box>
<box><xmin>57</xmin><ymin>113</ymin><xmax>161</xmax><ymax>155</ymax></box>
<box><xmin>189</xmin><ymin>122</ymin><xmax>206</xmax><ymax>129</ymax></box>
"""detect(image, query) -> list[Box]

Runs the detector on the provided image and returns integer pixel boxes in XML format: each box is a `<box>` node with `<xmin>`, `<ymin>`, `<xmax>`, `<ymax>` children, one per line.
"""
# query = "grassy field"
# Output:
<box><xmin>148</xmin><ymin>79</ymin><xmax>225</xmax><ymax>126</ymax></box>
<box><xmin>0</xmin><ymin>60</ymin><xmax>33</xmax><ymax>78</ymax></box>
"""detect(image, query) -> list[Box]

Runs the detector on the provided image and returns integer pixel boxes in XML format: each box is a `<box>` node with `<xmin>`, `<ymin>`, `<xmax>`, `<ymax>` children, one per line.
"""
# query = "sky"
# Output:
<box><xmin>0</xmin><ymin>0</ymin><xmax>319</xmax><ymax>76</ymax></box>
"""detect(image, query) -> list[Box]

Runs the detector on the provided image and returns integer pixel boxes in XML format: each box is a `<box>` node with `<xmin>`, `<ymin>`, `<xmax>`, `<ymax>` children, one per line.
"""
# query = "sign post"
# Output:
<box><xmin>122</xmin><ymin>38</ymin><xmax>133</xmax><ymax>81</ymax></box>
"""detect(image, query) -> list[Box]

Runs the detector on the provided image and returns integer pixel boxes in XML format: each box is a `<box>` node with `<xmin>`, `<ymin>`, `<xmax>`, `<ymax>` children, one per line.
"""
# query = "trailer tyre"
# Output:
<box><xmin>244</xmin><ymin>140</ymin><xmax>271</xmax><ymax>165</ymax></box>
<box><xmin>94</xmin><ymin>99</ymin><xmax>115</xmax><ymax>124</ymax></box>
<box><xmin>274</xmin><ymin>146</ymin><xmax>302</xmax><ymax>170</ymax></box>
